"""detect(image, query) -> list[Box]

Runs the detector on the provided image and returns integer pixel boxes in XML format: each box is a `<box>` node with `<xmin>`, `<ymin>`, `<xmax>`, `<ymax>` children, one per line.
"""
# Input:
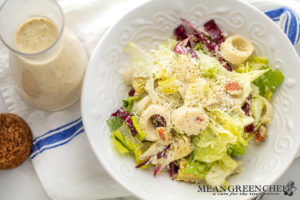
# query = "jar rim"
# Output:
<box><xmin>0</xmin><ymin>0</ymin><xmax>65</xmax><ymax>57</ymax></box>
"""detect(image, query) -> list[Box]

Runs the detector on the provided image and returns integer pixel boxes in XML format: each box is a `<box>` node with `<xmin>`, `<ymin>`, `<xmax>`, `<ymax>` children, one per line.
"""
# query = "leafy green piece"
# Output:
<box><xmin>250</xmin><ymin>95</ymin><xmax>264</xmax><ymax>126</ymax></box>
<box><xmin>227</xmin><ymin>142</ymin><xmax>246</xmax><ymax>157</ymax></box>
<box><xmin>194</xmin><ymin>42</ymin><xmax>205</xmax><ymax>51</ymax></box>
<box><xmin>194</xmin><ymin>41</ymin><xmax>209</xmax><ymax>54</ymax></box>
<box><xmin>112</xmin><ymin>133</ymin><xmax>130</xmax><ymax>154</ymax></box>
<box><xmin>131</xmin><ymin>116</ymin><xmax>146</xmax><ymax>141</ymax></box>
<box><xmin>192</xmin><ymin>125</ymin><xmax>228</xmax><ymax>163</ymax></box>
<box><xmin>123</xmin><ymin>96</ymin><xmax>140</xmax><ymax>113</ymax></box>
<box><xmin>212</xmin><ymin>110</ymin><xmax>248</xmax><ymax>145</ymax></box>
<box><xmin>113</xmin><ymin>125</ymin><xmax>149</xmax><ymax>167</ymax></box>
<box><xmin>203</xmin><ymin>65</ymin><xmax>219</xmax><ymax>78</ymax></box>
<box><xmin>117</xmin><ymin>125</ymin><xmax>141</xmax><ymax>152</ymax></box>
<box><xmin>253</xmin><ymin>68</ymin><xmax>284</xmax><ymax>100</ymax></box>
<box><xmin>236</xmin><ymin>56</ymin><xmax>269</xmax><ymax>73</ymax></box>
<box><xmin>232</xmin><ymin>69</ymin><xmax>269</xmax><ymax>100</ymax></box>
<box><xmin>158</xmin><ymin>78</ymin><xmax>180</xmax><ymax>94</ymax></box>
<box><xmin>192</xmin><ymin>112</ymin><xmax>252</xmax><ymax>163</ymax></box>
<box><xmin>184</xmin><ymin>159</ymin><xmax>214</xmax><ymax>179</ymax></box>
<box><xmin>205</xmin><ymin>155</ymin><xmax>238</xmax><ymax>187</ymax></box>
<box><xmin>124</xmin><ymin>42</ymin><xmax>153</xmax><ymax>78</ymax></box>
<box><xmin>107</xmin><ymin>116</ymin><xmax>124</xmax><ymax>132</ymax></box>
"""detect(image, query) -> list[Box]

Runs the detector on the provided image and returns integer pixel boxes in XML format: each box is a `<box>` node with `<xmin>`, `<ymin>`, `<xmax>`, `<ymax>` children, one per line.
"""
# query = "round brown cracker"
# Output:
<box><xmin>0</xmin><ymin>113</ymin><xmax>33</xmax><ymax>169</ymax></box>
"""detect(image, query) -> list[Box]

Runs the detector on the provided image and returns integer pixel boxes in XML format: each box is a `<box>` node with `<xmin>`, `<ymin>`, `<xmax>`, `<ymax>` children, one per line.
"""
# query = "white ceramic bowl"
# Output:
<box><xmin>81</xmin><ymin>0</ymin><xmax>300</xmax><ymax>199</ymax></box>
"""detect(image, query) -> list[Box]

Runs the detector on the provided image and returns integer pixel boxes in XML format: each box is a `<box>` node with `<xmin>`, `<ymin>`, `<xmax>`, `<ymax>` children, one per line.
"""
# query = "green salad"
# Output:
<box><xmin>106</xmin><ymin>18</ymin><xmax>284</xmax><ymax>187</ymax></box>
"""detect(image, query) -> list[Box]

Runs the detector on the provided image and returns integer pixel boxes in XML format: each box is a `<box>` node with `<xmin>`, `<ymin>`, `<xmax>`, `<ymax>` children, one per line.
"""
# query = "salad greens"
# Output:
<box><xmin>106</xmin><ymin>18</ymin><xmax>284</xmax><ymax>187</ymax></box>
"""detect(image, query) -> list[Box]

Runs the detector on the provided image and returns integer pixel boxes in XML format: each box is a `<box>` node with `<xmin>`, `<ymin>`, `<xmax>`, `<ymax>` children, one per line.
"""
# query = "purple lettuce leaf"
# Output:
<box><xmin>156</xmin><ymin>144</ymin><xmax>171</xmax><ymax>159</ymax></box>
<box><xmin>244</xmin><ymin>123</ymin><xmax>255</xmax><ymax>133</ymax></box>
<box><xmin>168</xmin><ymin>161</ymin><xmax>179</xmax><ymax>178</ymax></box>
<box><xmin>136</xmin><ymin>156</ymin><xmax>152</xmax><ymax>168</ymax></box>
<box><xmin>151</xmin><ymin>114</ymin><xmax>167</xmax><ymax>128</ymax></box>
<box><xmin>111</xmin><ymin>107</ymin><xmax>137</xmax><ymax>136</ymax></box>
<box><xmin>178</xmin><ymin>18</ymin><xmax>233</xmax><ymax>71</ymax></box>
<box><xmin>128</xmin><ymin>88</ymin><xmax>135</xmax><ymax>97</ymax></box>
<box><xmin>154</xmin><ymin>164</ymin><xmax>162</xmax><ymax>176</ymax></box>
<box><xmin>174</xmin><ymin>36</ymin><xmax>198</xmax><ymax>59</ymax></box>
<box><xmin>204</xmin><ymin>19</ymin><xmax>225</xmax><ymax>44</ymax></box>
<box><xmin>174</xmin><ymin>25</ymin><xmax>188</xmax><ymax>41</ymax></box>
<box><xmin>241</xmin><ymin>95</ymin><xmax>252</xmax><ymax>116</ymax></box>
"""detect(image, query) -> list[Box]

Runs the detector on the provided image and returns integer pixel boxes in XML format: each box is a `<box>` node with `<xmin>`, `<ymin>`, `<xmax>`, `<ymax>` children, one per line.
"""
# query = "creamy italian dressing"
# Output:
<box><xmin>10</xmin><ymin>17</ymin><xmax>87</xmax><ymax>110</ymax></box>
<box><xmin>16</xmin><ymin>17</ymin><xmax>59</xmax><ymax>53</ymax></box>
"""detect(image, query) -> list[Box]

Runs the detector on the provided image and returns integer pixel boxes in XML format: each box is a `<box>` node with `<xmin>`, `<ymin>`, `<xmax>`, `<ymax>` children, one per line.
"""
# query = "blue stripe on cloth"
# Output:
<box><xmin>30</xmin><ymin>119</ymin><xmax>84</xmax><ymax>158</ymax></box>
<box><xmin>31</xmin><ymin>128</ymin><xmax>84</xmax><ymax>159</ymax></box>
<box><xmin>33</xmin><ymin>116</ymin><xmax>82</xmax><ymax>143</ymax></box>
<box><xmin>265</xmin><ymin>7</ymin><xmax>300</xmax><ymax>45</ymax></box>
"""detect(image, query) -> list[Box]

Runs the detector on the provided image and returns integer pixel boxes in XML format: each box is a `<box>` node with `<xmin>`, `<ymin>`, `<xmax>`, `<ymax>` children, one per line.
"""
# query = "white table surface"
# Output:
<box><xmin>1</xmin><ymin>0</ymin><xmax>300</xmax><ymax>199</ymax></box>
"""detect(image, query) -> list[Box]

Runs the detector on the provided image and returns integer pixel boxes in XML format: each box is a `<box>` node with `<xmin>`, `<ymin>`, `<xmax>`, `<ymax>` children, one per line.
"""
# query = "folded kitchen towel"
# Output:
<box><xmin>265</xmin><ymin>7</ymin><xmax>300</xmax><ymax>45</ymax></box>
<box><xmin>0</xmin><ymin>0</ymin><xmax>299</xmax><ymax>200</ymax></box>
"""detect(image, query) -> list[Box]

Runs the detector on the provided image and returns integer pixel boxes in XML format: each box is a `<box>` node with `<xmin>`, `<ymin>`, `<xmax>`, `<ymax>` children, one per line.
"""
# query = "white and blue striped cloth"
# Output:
<box><xmin>265</xmin><ymin>7</ymin><xmax>300</xmax><ymax>45</ymax></box>
<box><xmin>29</xmin><ymin>7</ymin><xmax>300</xmax><ymax>161</ymax></box>
<box><xmin>30</xmin><ymin>117</ymin><xmax>83</xmax><ymax>159</ymax></box>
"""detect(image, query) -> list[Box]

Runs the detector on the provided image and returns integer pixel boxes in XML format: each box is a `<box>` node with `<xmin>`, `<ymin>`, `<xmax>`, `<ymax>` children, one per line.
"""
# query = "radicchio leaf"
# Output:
<box><xmin>151</xmin><ymin>114</ymin><xmax>167</xmax><ymax>128</ymax></box>
<box><xmin>242</xmin><ymin>95</ymin><xmax>252</xmax><ymax>116</ymax></box>
<box><xmin>203</xmin><ymin>19</ymin><xmax>225</xmax><ymax>44</ymax></box>
<box><xmin>136</xmin><ymin>156</ymin><xmax>152</xmax><ymax>168</ymax></box>
<box><xmin>156</xmin><ymin>144</ymin><xmax>171</xmax><ymax>159</ymax></box>
<box><xmin>179</xmin><ymin>18</ymin><xmax>233</xmax><ymax>71</ymax></box>
<box><xmin>168</xmin><ymin>161</ymin><xmax>179</xmax><ymax>178</ymax></box>
<box><xmin>111</xmin><ymin>107</ymin><xmax>137</xmax><ymax>136</ymax></box>
<box><xmin>128</xmin><ymin>88</ymin><xmax>135</xmax><ymax>96</ymax></box>
<box><xmin>174</xmin><ymin>25</ymin><xmax>188</xmax><ymax>41</ymax></box>
<box><xmin>180</xmin><ymin>18</ymin><xmax>208</xmax><ymax>35</ymax></box>
<box><xmin>244</xmin><ymin>123</ymin><xmax>255</xmax><ymax>133</ymax></box>
<box><xmin>174</xmin><ymin>36</ymin><xmax>198</xmax><ymax>59</ymax></box>
<box><xmin>193</xmin><ymin>31</ymin><xmax>216</xmax><ymax>52</ymax></box>
<box><xmin>194</xmin><ymin>32</ymin><xmax>232</xmax><ymax>71</ymax></box>
<box><xmin>154</xmin><ymin>164</ymin><xmax>162</xmax><ymax>176</ymax></box>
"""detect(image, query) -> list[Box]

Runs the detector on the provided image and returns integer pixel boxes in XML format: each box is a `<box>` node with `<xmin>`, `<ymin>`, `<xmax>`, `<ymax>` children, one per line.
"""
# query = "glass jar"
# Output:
<box><xmin>0</xmin><ymin>0</ymin><xmax>88</xmax><ymax>111</ymax></box>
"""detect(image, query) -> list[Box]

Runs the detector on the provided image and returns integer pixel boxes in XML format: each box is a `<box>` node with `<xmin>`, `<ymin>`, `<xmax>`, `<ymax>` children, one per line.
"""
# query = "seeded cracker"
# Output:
<box><xmin>0</xmin><ymin>113</ymin><xmax>33</xmax><ymax>169</ymax></box>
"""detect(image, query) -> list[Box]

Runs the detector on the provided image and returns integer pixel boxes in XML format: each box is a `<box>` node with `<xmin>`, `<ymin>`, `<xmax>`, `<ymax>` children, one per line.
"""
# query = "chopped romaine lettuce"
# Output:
<box><xmin>212</xmin><ymin>110</ymin><xmax>251</xmax><ymax>145</ymax></box>
<box><xmin>205</xmin><ymin>155</ymin><xmax>238</xmax><ymax>187</ymax></box>
<box><xmin>253</xmin><ymin>68</ymin><xmax>284</xmax><ymax>100</ymax></box>
<box><xmin>117</xmin><ymin>125</ymin><xmax>141</xmax><ymax>152</ymax></box>
<box><xmin>251</xmin><ymin>95</ymin><xmax>264</xmax><ymax>126</ymax></box>
<box><xmin>231</xmin><ymin>69</ymin><xmax>269</xmax><ymax>100</ymax></box>
<box><xmin>192</xmin><ymin>115</ymin><xmax>250</xmax><ymax>163</ymax></box>
<box><xmin>192</xmin><ymin>125</ymin><xmax>228</xmax><ymax>163</ymax></box>
<box><xmin>194</xmin><ymin>41</ymin><xmax>210</xmax><ymax>55</ymax></box>
<box><xmin>236</xmin><ymin>55</ymin><xmax>284</xmax><ymax>101</ymax></box>
<box><xmin>133</xmin><ymin>145</ymin><xmax>148</xmax><ymax>168</ymax></box>
<box><xmin>131</xmin><ymin>116</ymin><xmax>146</xmax><ymax>141</ymax></box>
<box><xmin>132</xmin><ymin>77</ymin><xmax>146</xmax><ymax>95</ymax></box>
<box><xmin>227</xmin><ymin>142</ymin><xmax>246</xmax><ymax>157</ymax></box>
<box><xmin>158</xmin><ymin>78</ymin><xmax>180</xmax><ymax>94</ymax></box>
<box><xmin>107</xmin><ymin>116</ymin><xmax>124</xmax><ymax>132</ymax></box>
<box><xmin>184</xmin><ymin>159</ymin><xmax>213</xmax><ymax>179</ymax></box>
<box><xmin>112</xmin><ymin>132</ymin><xmax>130</xmax><ymax>154</ymax></box>
<box><xmin>123</xmin><ymin>96</ymin><xmax>140</xmax><ymax>113</ymax></box>
<box><xmin>124</xmin><ymin>42</ymin><xmax>153</xmax><ymax>78</ymax></box>
<box><xmin>112</xmin><ymin>125</ymin><xmax>149</xmax><ymax>167</ymax></box>
<box><xmin>202</xmin><ymin>65</ymin><xmax>220</xmax><ymax>78</ymax></box>
<box><xmin>251</xmin><ymin>95</ymin><xmax>274</xmax><ymax>127</ymax></box>
<box><xmin>236</xmin><ymin>56</ymin><xmax>268</xmax><ymax>73</ymax></box>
